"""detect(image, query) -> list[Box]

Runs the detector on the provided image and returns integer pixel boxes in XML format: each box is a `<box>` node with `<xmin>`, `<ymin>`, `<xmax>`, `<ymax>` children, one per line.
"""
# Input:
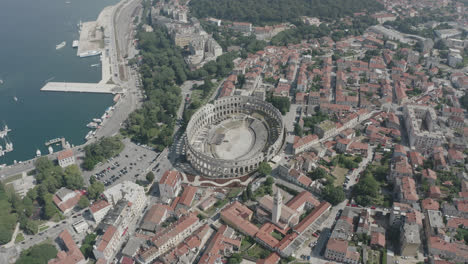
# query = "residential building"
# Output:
<box><xmin>57</xmin><ymin>149</ymin><xmax>76</xmax><ymax>168</ymax></box>
<box><xmin>90</xmin><ymin>200</ymin><xmax>112</xmax><ymax>224</ymax></box>
<box><xmin>137</xmin><ymin>213</ymin><xmax>200</xmax><ymax>264</ymax></box>
<box><xmin>141</xmin><ymin>204</ymin><xmax>172</xmax><ymax>232</ymax></box>
<box><xmin>324</xmin><ymin>239</ymin><xmax>360</xmax><ymax>264</ymax></box>
<box><xmin>403</xmin><ymin>105</ymin><xmax>444</xmax><ymax>152</ymax></box>
<box><xmin>48</xmin><ymin>229</ymin><xmax>86</xmax><ymax>264</ymax></box>
<box><xmin>52</xmin><ymin>188</ymin><xmax>83</xmax><ymax>214</ymax></box>
<box><xmin>158</xmin><ymin>170</ymin><xmax>182</xmax><ymax>202</ymax></box>
<box><xmin>400</xmin><ymin>223</ymin><xmax>421</xmax><ymax>256</ymax></box>
<box><xmin>293</xmin><ymin>134</ymin><xmax>319</xmax><ymax>155</ymax></box>
<box><xmin>315</xmin><ymin>120</ymin><xmax>337</xmax><ymax>138</ymax></box>
<box><xmin>198</xmin><ymin>225</ymin><xmax>241</xmax><ymax>264</ymax></box>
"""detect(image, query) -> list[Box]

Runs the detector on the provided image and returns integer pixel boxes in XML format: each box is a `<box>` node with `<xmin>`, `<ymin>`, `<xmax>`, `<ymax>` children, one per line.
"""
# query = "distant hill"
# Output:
<box><xmin>189</xmin><ymin>0</ymin><xmax>384</xmax><ymax>25</ymax></box>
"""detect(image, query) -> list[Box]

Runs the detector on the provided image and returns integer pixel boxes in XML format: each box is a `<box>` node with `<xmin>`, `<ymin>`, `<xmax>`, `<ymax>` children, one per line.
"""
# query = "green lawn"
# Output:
<box><xmin>332</xmin><ymin>166</ymin><xmax>349</xmax><ymax>187</ymax></box>
<box><xmin>245</xmin><ymin>244</ymin><xmax>271</xmax><ymax>259</ymax></box>
<box><xmin>368</xmin><ymin>249</ymin><xmax>382</xmax><ymax>264</ymax></box>
<box><xmin>241</xmin><ymin>237</ymin><xmax>253</xmax><ymax>251</ymax></box>
<box><xmin>38</xmin><ymin>225</ymin><xmax>49</xmax><ymax>232</ymax></box>
<box><xmin>15</xmin><ymin>233</ymin><xmax>25</xmax><ymax>243</ymax></box>
<box><xmin>271</xmin><ymin>230</ymin><xmax>284</xmax><ymax>240</ymax></box>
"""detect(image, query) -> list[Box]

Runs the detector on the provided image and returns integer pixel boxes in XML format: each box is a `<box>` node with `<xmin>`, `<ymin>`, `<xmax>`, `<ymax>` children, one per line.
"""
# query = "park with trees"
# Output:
<box><xmin>189</xmin><ymin>0</ymin><xmax>383</xmax><ymax>26</ymax></box>
<box><xmin>82</xmin><ymin>136</ymin><xmax>124</xmax><ymax>170</ymax></box>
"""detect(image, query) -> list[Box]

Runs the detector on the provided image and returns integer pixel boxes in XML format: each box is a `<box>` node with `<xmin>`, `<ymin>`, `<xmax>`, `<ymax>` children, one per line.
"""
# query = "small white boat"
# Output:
<box><xmin>65</xmin><ymin>1</ymin><xmax>71</xmax><ymax>4</ymax></box>
<box><xmin>36</xmin><ymin>149</ymin><xmax>42</xmax><ymax>157</ymax></box>
<box><xmin>13</xmin><ymin>97</ymin><xmax>18</xmax><ymax>102</ymax></box>
<box><xmin>0</xmin><ymin>79</ymin><xmax>3</xmax><ymax>85</ymax></box>
<box><xmin>48</xmin><ymin>146</ymin><xmax>54</xmax><ymax>154</ymax></box>
<box><xmin>56</xmin><ymin>41</ymin><xmax>66</xmax><ymax>50</ymax></box>
<box><xmin>87</xmin><ymin>122</ymin><xmax>98</xmax><ymax>128</ymax></box>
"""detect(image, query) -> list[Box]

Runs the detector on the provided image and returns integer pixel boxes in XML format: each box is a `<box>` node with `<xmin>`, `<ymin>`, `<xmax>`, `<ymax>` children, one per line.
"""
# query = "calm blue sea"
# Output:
<box><xmin>0</xmin><ymin>0</ymin><xmax>119</xmax><ymax>165</ymax></box>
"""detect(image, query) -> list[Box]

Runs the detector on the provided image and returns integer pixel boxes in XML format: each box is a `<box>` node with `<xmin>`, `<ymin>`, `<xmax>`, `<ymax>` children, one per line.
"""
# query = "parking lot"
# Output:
<box><xmin>82</xmin><ymin>139</ymin><xmax>160</xmax><ymax>187</ymax></box>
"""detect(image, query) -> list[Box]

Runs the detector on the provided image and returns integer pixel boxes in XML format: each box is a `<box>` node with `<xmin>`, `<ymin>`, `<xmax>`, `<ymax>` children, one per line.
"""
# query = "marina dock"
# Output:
<box><xmin>41</xmin><ymin>82</ymin><xmax>123</xmax><ymax>94</ymax></box>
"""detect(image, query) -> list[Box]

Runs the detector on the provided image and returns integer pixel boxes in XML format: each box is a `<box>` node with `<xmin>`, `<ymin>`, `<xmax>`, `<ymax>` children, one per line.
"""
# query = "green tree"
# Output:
<box><xmin>247</xmin><ymin>183</ymin><xmax>253</xmax><ymax>200</ymax></box>
<box><xmin>87</xmin><ymin>181</ymin><xmax>105</xmax><ymax>200</ymax></box>
<box><xmin>228</xmin><ymin>253</ymin><xmax>243</xmax><ymax>264</ymax></box>
<box><xmin>16</xmin><ymin>244</ymin><xmax>58</xmax><ymax>264</ymax></box>
<box><xmin>294</xmin><ymin>123</ymin><xmax>303</xmax><ymax>137</ymax></box>
<box><xmin>43</xmin><ymin>201</ymin><xmax>57</xmax><ymax>220</ymax></box>
<box><xmin>146</xmin><ymin>172</ymin><xmax>155</xmax><ymax>183</ymax></box>
<box><xmin>242</xmin><ymin>191</ymin><xmax>249</xmax><ymax>202</ymax></box>
<box><xmin>309</xmin><ymin>167</ymin><xmax>327</xmax><ymax>180</ymax></box>
<box><xmin>78</xmin><ymin>196</ymin><xmax>90</xmax><ymax>209</ymax></box>
<box><xmin>80</xmin><ymin>233</ymin><xmax>98</xmax><ymax>259</ymax></box>
<box><xmin>321</xmin><ymin>185</ymin><xmax>345</xmax><ymax>205</ymax></box>
<box><xmin>258</xmin><ymin>162</ymin><xmax>272</xmax><ymax>176</ymax></box>
<box><xmin>63</xmin><ymin>165</ymin><xmax>84</xmax><ymax>190</ymax></box>
<box><xmin>265</xmin><ymin>176</ymin><xmax>274</xmax><ymax>185</ymax></box>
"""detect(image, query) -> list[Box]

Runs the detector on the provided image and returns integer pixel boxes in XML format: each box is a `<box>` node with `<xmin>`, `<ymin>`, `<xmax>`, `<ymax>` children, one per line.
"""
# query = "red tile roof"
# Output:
<box><xmin>53</xmin><ymin>190</ymin><xmax>82</xmax><ymax>213</ymax></box>
<box><xmin>57</xmin><ymin>149</ymin><xmax>74</xmax><ymax>161</ymax></box>
<box><xmin>97</xmin><ymin>225</ymin><xmax>117</xmax><ymax>252</ymax></box>
<box><xmin>256</xmin><ymin>252</ymin><xmax>281</xmax><ymax>264</ymax></box>
<box><xmin>178</xmin><ymin>186</ymin><xmax>197</xmax><ymax>207</ymax></box>
<box><xmin>159</xmin><ymin>170</ymin><xmax>181</xmax><ymax>188</ymax></box>
<box><xmin>370</xmin><ymin>231</ymin><xmax>386</xmax><ymax>248</ymax></box>
<box><xmin>326</xmin><ymin>238</ymin><xmax>348</xmax><ymax>254</ymax></box>
<box><xmin>294</xmin><ymin>202</ymin><xmax>331</xmax><ymax>233</ymax></box>
<box><xmin>48</xmin><ymin>230</ymin><xmax>85</xmax><ymax>264</ymax></box>
<box><xmin>421</xmin><ymin>198</ymin><xmax>439</xmax><ymax>211</ymax></box>
<box><xmin>89</xmin><ymin>200</ymin><xmax>110</xmax><ymax>213</ymax></box>
<box><xmin>286</xmin><ymin>191</ymin><xmax>320</xmax><ymax>210</ymax></box>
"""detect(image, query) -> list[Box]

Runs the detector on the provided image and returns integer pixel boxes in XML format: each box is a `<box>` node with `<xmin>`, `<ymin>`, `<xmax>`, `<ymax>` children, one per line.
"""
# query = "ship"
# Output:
<box><xmin>85</xmin><ymin>130</ymin><xmax>94</xmax><ymax>140</ymax></box>
<box><xmin>72</xmin><ymin>40</ymin><xmax>79</xmax><ymax>48</ymax></box>
<box><xmin>79</xmin><ymin>50</ymin><xmax>101</xmax><ymax>58</ymax></box>
<box><xmin>86</xmin><ymin>122</ymin><xmax>98</xmax><ymax>128</ymax></box>
<box><xmin>48</xmin><ymin>146</ymin><xmax>54</xmax><ymax>154</ymax></box>
<box><xmin>13</xmin><ymin>97</ymin><xmax>18</xmax><ymax>102</ymax></box>
<box><xmin>0</xmin><ymin>79</ymin><xmax>3</xmax><ymax>85</ymax></box>
<box><xmin>36</xmin><ymin>149</ymin><xmax>42</xmax><ymax>157</ymax></box>
<box><xmin>91</xmin><ymin>63</ymin><xmax>100</xmax><ymax>67</ymax></box>
<box><xmin>56</xmin><ymin>41</ymin><xmax>66</xmax><ymax>50</ymax></box>
<box><xmin>93</xmin><ymin>118</ymin><xmax>102</xmax><ymax>123</ymax></box>
<box><xmin>0</xmin><ymin>124</ymin><xmax>11</xmax><ymax>139</ymax></box>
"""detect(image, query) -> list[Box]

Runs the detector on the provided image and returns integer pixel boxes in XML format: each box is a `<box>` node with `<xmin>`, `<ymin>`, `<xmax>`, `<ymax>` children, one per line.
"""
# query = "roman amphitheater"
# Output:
<box><xmin>185</xmin><ymin>96</ymin><xmax>285</xmax><ymax>179</ymax></box>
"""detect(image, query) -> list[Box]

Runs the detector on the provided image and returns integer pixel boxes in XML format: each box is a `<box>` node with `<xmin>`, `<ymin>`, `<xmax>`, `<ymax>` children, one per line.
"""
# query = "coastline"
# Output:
<box><xmin>0</xmin><ymin>0</ymin><xmax>142</xmax><ymax>174</ymax></box>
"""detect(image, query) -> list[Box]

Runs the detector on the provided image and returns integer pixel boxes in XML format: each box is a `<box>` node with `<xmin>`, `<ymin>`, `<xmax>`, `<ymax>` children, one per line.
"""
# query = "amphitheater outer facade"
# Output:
<box><xmin>185</xmin><ymin>96</ymin><xmax>284</xmax><ymax>178</ymax></box>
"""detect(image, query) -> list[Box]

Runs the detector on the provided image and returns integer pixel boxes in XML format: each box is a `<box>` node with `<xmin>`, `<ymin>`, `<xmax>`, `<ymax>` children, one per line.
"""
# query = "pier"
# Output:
<box><xmin>40</xmin><ymin>82</ymin><xmax>123</xmax><ymax>94</ymax></box>
<box><xmin>45</xmin><ymin>138</ymin><xmax>68</xmax><ymax>149</ymax></box>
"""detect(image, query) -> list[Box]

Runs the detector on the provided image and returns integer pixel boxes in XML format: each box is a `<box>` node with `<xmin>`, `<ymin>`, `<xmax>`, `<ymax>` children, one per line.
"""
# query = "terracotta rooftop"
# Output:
<box><xmin>89</xmin><ymin>200</ymin><xmax>111</xmax><ymax>213</ymax></box>
<box><xmin>178</xmin><ymin>186</ymin><xmax>197</xmax><ymax>207</ymax></box>
<box><xmin>370</xmin><ymin>231</ymin><xmax>386</xmax><ymax>248</ymax></box>
<box><xmin>286</xmin><ymin>191</ymin><xmax>320</xmax><ymax>210</ymax></box>
<box><xmin>326</xmin><ymin>238</ymin><xmax>348</xmax><ymax>254</ymax></box>
<box><xmin>48</xmin><ymin>230</ymin><xmax>85</xmax><ymax>264</ymax></box>
<box><xmin>57</xmin><ymin>149</ymin><xmax>74</xmax><ymax>160</ymax></box>
<box><xmin>421</xmin><ymin>198</ymin><xmax>439</xmax><ymax>211</ymax></box>
<box><xmin>294</xmin><ymin>202</ymin><xmax>331</xmax><ymax>233</ymax></box>
<box><xmin>159</xmin><ymin>170</ymin><xmax>181</xmax><ymax>188</ymax></box>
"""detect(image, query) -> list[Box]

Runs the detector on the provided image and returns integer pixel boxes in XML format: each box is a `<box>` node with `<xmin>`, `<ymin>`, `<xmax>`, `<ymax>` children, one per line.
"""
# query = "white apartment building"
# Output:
<box><xmin>403</xmin><ymin>105</ymin><xmax>444</xmax><ymax>151</ymax></box>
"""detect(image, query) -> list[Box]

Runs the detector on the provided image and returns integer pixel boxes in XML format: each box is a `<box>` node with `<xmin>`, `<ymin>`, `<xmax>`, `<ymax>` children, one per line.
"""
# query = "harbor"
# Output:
<box><xmin>0</xmin><ymin>0</ymin><xmax>120</xmax><ymax>166</ymax></box>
